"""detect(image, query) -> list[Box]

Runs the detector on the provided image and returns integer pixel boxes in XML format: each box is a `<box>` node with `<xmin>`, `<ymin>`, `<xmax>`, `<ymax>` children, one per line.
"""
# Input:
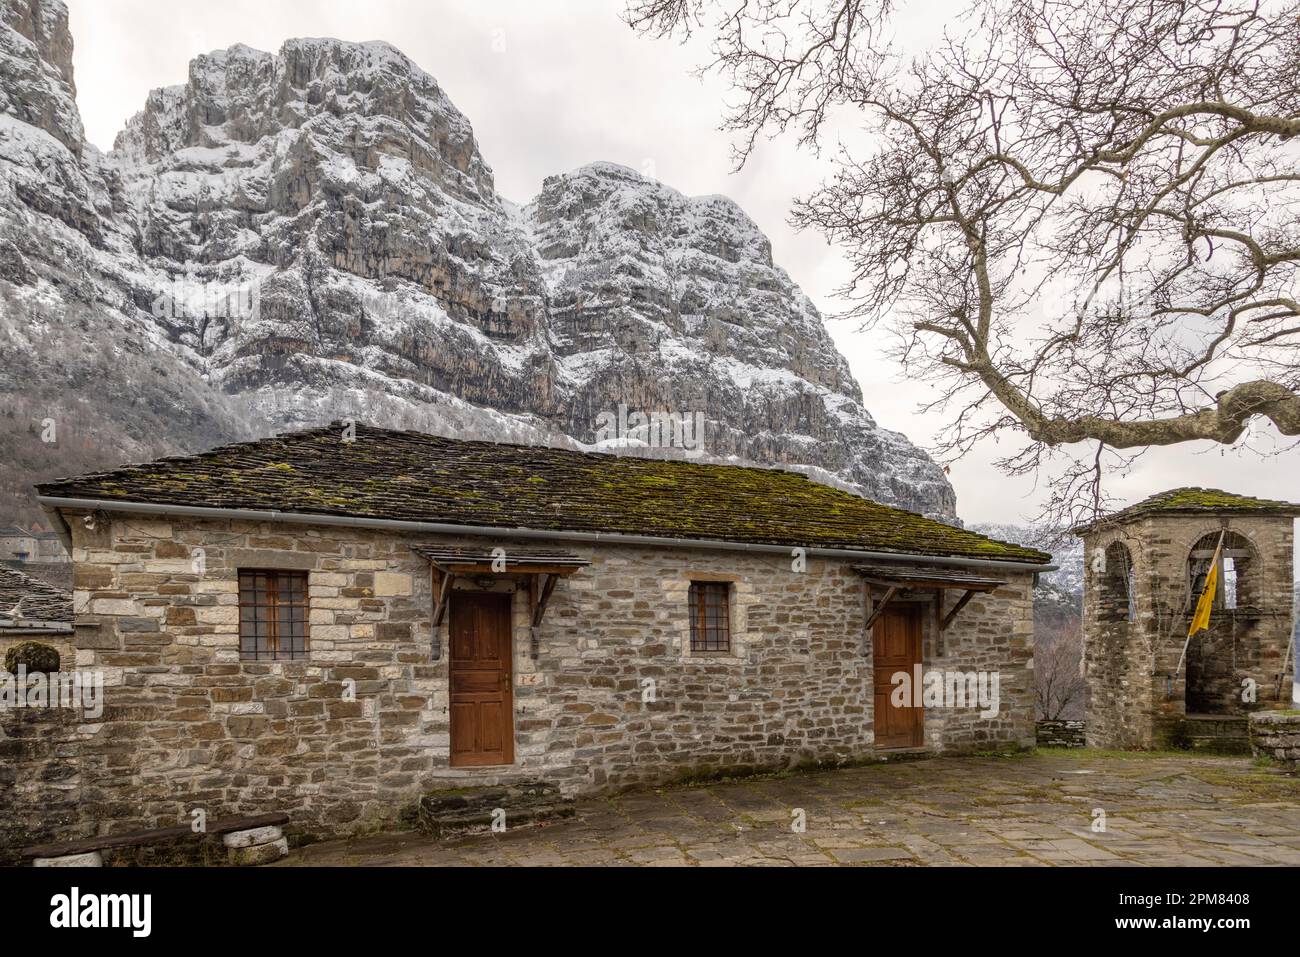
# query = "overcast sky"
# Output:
<box><xmin>64</xmin><ymin>0</ymin><xmax>1300</xmax><ymax>526</ymax></box>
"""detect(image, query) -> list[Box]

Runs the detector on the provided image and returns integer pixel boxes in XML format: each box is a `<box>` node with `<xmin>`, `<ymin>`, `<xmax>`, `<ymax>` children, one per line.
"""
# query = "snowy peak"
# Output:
<box><xmin>525</xmin><ymin>160</ymin><xmax>855</xmax><ymax>397</ymax></box>
<box><xmin>530</xmin><ymin>161</ymin><xmax>773</xmax><ymax>268</ymax></box>
<box><xmin>0</xmin><ymin>8</ymin><xmax>959</xmax><ymax>524</ymax></box>
<box><xmin>114</xmin><ymin>35</ymin><xmax>496</xmax><ymax>203</ymax></box>
<box><xmin>0</xmin><ymin>0</ymin><xmax>82</xmax><ymax>154</ymax></box>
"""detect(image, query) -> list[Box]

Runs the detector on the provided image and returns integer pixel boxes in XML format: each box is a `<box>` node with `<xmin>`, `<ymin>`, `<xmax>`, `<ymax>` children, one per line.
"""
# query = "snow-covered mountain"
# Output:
<box><xmin>0</xmin><ymin>0</ymin><xmax>955</xmax><ymax>525</ymax></box>
<box><xmin>968</xmin><ymin>522</ymin><xmax>1082</xmax><ymax>649</ymax></box>
<box><xmin>969</xmin><ymin>522</ymin><xmax>1084</xmax><ymax>595</ymax></box>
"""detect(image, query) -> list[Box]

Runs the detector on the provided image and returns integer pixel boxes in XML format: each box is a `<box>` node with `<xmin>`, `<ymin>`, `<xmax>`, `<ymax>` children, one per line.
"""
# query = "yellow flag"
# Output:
<box><xmin>1188</xmin><ymin>535</ymin><xmax>1223</xmax><ymax>637</ymax></box>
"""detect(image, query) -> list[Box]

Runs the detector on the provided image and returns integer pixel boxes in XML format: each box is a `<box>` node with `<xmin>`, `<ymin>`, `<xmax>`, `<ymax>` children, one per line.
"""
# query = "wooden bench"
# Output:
<box><xmin>22</xmin><ymin>812</ymin><xmax>290</xmax><ymax>866</ymax></box>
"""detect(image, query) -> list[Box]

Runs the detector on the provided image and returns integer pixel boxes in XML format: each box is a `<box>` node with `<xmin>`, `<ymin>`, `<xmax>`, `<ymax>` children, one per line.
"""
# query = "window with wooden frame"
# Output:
<box><xmin>238</xmin><ymin>570</ymin><xmax>309</xmax><ymax>660</ymax></box>
<box><xmin>688</xmin><ymin>581</ymin><xmax>731</xmax><ymax>653</ymax></box>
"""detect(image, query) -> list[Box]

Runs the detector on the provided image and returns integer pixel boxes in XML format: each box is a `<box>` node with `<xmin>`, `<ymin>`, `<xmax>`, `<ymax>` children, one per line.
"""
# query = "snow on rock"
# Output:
<box><xmin>0</xmin><ymin>2</ymin><xmax>957</xmax><ymax>521</ymax></box>
<box><xmin>523</xmin><ymin>161</ymin><xmax>954</xmax><ymax>515</ymax></box>
<box><xmin>0</xmin><ymin>0</ymin><xmax>81</xmax><ymax>154</ymax></box>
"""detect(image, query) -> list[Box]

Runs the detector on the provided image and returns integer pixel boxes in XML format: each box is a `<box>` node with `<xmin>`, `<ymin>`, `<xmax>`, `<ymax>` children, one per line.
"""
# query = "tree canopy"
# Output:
<box><xmin>629</xmin><ymin>0</ymin><xmax>1300</xmax><ymax>522</ymax></box>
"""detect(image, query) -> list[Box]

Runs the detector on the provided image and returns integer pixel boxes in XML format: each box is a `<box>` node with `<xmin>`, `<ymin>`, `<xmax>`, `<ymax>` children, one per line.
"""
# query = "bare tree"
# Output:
<box><xmin>1036</xmin><ymin>615</ymin><xmax>1086</xmax><ymax>719</ymax></box>
<box><xmin>629</xmin><ymin>0</ymin><xmax>1300</xmax><ymax>523</ymax></box>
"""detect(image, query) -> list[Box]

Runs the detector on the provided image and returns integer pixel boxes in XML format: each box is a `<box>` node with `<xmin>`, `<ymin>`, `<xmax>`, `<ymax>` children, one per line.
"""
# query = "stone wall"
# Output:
<box><xmin>1081</xmin><ymin>515</ymin><xmax>1295</xmax><ymax>750</ymax></box>
<box><xmin>0</xmin><ymin>511</ymin><xmax>1035</xmax><ymax>851</ymax></box>
<box><xmin>0</xmin><ymin>708</ymin><xmax>83</xmax><ymax>859</ymax></box>
<box><xmin>915</xmin><ymin>586</ymin><xmax>1035</xmax><ymax>751</ymax></box>
<box><xmin>1249</xmin><ymin>711</ymin><xmax>1300</xmax><ymax>765</ymax></box>
<box><xmin>1036</xmin><ymin>719</ymin><xmax>1086</xmax><ymax>748</ymax></box>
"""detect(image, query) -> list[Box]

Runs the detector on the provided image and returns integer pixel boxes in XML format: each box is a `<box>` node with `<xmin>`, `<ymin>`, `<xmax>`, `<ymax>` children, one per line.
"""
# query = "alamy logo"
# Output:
<box><xmin>152</xmin><ymin>271</ymin><xmax>259</xmax><ymax>321</ymax></box>
<box><xmin>890</xmin><ymin>666</ymin><xmax>1001</xmax><ymax>717</ymax></box>
<box><xmin>0</xmin><ymin>667</ymin><xmax>103</xmax><ymax>719</ymax></box>
<box><xmin>593</xmin><ymin>403</ymin><xmax>705</xmax><ymax>456</ymax></box>
<box><xmin>49</xmin><ymin>887</ymin><xmax>151</xmax><ymax>937</ymax></box>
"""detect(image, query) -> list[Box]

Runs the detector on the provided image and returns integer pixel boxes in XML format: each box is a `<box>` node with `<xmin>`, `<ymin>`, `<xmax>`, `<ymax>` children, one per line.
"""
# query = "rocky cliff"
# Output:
<box><xmin>0</xmin><ymin>0</ymin><xmax>956</xmax><ymax>526</ymax></box>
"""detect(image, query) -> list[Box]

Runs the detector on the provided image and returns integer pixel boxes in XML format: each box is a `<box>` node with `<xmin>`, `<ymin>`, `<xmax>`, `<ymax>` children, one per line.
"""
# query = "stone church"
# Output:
<box><xmin>3</xmin><ymin>423</ymin><xmax>1051</xmax><ymax>853</ymax></box>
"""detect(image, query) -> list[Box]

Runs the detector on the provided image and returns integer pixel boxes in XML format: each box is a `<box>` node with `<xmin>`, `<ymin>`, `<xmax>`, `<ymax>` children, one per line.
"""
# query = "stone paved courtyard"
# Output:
<box><xmin>279</xmin><ymin>750</ymin><xmax>1300</xmax><ymax>867</ymax></box>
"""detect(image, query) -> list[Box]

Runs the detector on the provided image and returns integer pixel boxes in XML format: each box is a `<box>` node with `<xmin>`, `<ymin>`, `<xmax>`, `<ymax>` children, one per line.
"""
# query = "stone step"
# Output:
<box><xmin>415</xmin><ymin>780</ymin><xmax>575</xmax><ymax>836</ymax></box>
<box><xmin>1180</xmin><ymin>715</ymin><xmax>1251</xmax><ymax>755</ymax></box>
<box><xmin>425</xmin><ymin>802</ymin><xmax>577</xmax><ymax>834</ymax></box>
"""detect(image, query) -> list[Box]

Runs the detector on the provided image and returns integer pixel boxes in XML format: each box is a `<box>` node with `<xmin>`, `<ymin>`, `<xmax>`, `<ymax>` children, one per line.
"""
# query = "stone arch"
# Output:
<box><xmin>1097</xmin><ymin>539</ymin><xmax>1136</xmax><ymax>623</ymax></box>
<box><xmin>1186</xmin><ymin>529</ymin><xmax>1257</xmax><ymax>611</ymax></box>
<box><xmin>1185</xmin><ymin>529</ymin><xmax>1259</xmax><ymax>714</ymax></box>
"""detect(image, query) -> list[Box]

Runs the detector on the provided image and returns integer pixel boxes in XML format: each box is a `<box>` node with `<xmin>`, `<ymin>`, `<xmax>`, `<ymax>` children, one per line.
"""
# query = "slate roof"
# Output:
<box><xmin>36</xmin><ymin>423</ymin><xmax>1050</xmax><ymax>564</ymax></box>
<box><xmin>1075</xmin><ymin>487</ymin><xmax>1300</xmax><ymax>533</ymax></box>
<box><xmin>0</xmin><ymin>564</ymin><xmax>73</xmax><ymax>626</ymax></box>
<box><xmin>851</xmin><ymin>565</ymin><xmax>1007</xmax><ymax>590</ymax></box>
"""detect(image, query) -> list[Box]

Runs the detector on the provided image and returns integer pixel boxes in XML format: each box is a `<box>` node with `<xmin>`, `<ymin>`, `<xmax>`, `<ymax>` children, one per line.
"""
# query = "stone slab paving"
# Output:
<box><xmin>278</xmin><ymin>751</ymin><xmax>1300</xmax><ymax>867</ymax></box>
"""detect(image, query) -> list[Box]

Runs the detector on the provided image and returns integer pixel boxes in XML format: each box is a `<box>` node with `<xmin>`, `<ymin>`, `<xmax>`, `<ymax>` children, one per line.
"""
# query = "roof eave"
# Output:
<box><xmin>38</xmin><ymin>495</ymin><xmax>1054</xmax><ymax>572</ymax></box>
<box><xmin>0</xmin><ymin>619</ymin><xmax>74</xmax><ymax>633</ymax></box>
<box><xmin>40</xmin><ymin>500</ymin><xmax>75</xmax><ymax>552</ymax></box>
<box><xmin>1074</xmin><ymin>506</ymin><xmax>1300</xmax><ymax>535</ymax></box>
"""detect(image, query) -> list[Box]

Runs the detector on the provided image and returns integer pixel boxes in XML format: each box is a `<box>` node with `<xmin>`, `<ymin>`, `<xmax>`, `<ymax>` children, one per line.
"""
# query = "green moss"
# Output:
<box><xmin>36</xmin><ymin>422</ymin><xmax>1053</xmax><ymax>564</ymax></box>
<box><xmin>4</xmin><ymin>641</ymin><xmax>60</xmax><ymax>675</ymax></box>
<box><xmin>649</xmin><ymin>753</ymin><xmax>895</xmax><ymax>793</ymax></box>
<box><xmin>1157</xmin><ymin>719</ymin><xmax>1193</xmax><ymax>751</ymax></box>
<box><xmin>969</xmin><ymin>745</ymin><xmax>1037</xmax><ymax>758</ymax></box>
<box><xmin>1150</xmin><ymin>488</ymin><xmax>1296</xmax><ymax>510</ymax></box>
<box><xmin>1188</xmin><ymin>765</ymin><xmax>1298</xmax><ymax>799</ymax></box>
<box><xmin>1081</xmin><ymin>487</ymin><xmax>1300</xmax><ymax>530</ymax></box>
<box><xmin>1034</xmin><ymin>745</ymin><xmax>1197</xmax><ymax>760</ymax></box>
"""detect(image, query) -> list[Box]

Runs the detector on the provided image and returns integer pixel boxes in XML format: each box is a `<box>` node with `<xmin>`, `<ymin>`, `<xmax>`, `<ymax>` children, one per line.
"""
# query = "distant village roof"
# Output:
<box><xmin>36</xmin><ymin>424</ymin><xmax>1050</xmax><ymax>565</ymax></box>
<box><xmin>0</xmin><ymin>564</ymin><xmax>73</xmax><ymax>628</ymax></box>
<box><xmin>1074</xmin><ymin>487</ymin><xmax>1300</xmax><ymax>533</ymax></box>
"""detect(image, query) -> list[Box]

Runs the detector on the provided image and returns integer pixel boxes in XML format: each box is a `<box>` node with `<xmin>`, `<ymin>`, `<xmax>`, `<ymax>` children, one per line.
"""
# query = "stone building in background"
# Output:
<box><xmin>0</xmin><ymin>563</ymin><xmax>72</xmax><ymax>646</ymax></box>
<box><xmin>0</xmin><ymin>525</ymin><xmax>68</xmax><ymax>563</ymax></box>
<box><xmin>1075</xmin><ymin>489</ymin><xmax>1298</xmax><ymax>751</ymax></box>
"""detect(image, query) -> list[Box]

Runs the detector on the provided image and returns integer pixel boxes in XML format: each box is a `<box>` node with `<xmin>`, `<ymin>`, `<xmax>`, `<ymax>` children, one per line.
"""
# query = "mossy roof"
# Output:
<box><xmin>1075</xmin><ymin>487</ymin><xmax>1300</xmax><ymax>533</ymax></box>
<box><xmin>36</xmin><ymin>423</ymin><xmax>1049</xmax><ymax>564</ymax></box>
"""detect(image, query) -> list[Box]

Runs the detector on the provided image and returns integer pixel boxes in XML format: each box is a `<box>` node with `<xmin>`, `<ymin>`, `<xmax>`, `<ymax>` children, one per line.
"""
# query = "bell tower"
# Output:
<box><xmin>1075</xmin><ymin>488</ymin><xmax>1298</xmax><ymax>750</ymax></box>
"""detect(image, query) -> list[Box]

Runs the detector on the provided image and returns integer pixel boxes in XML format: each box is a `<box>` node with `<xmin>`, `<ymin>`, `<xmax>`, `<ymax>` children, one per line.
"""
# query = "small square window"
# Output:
<box><xmin>238</xmin><ymin>569</ymin><xmax>309</xmax><ymax>660</ymax></box>
<box><xmin>688</xmin><ymin>581</ymin><xmax>731</xmax><ymax>653</ymax></box>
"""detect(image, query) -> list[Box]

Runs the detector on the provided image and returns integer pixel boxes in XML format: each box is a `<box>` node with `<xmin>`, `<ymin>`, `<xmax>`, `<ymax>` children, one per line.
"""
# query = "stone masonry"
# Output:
<box><xmin>0</xmin><ymin>510</ymin><xmax>1035</xmax><ymax>853</ymax></box>
<box><xmin>1249</xmin><ymin>712</ymin><xmax>1300</xmax><ymax>766</ymax></box>
<box><xmin>1080</xmin><ymin>513</ymin><xmax>1295</xmax><ymax>750</ymax></box>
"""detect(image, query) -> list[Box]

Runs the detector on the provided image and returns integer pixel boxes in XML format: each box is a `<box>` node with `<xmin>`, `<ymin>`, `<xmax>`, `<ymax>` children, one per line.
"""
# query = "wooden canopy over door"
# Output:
<box><xmin>855</xmin><ymin>565</ymin><xmax>1006</xmax><ymax>637</ymax></box>
<box><xmin>872</xmin><ymin>603</ymin><xmax>925</xmax><ymax>749</ymax></box>
<box><xmin>449</xmin><ymin>592</ymin><xmax>514</xmax><ymax>767</ymax></box>
<box><xmin>412</xmin><ymin>544</ymin><xmax>590</xmax><ymax>659</ymax></box>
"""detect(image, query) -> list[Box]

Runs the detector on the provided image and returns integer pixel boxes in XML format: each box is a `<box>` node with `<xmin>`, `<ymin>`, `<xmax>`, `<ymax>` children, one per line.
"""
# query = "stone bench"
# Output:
<box><xmin>21</xmin><ymin>812</ymin><xmax>290</xmax><ymax>867</ymax></box>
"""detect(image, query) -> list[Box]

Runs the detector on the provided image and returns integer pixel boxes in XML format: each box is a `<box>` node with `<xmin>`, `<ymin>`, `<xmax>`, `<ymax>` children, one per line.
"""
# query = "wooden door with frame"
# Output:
<box><xmin>872</xmin><ymin>602</ymin><xmax>925</xmax><ymax>749</ymax></box>
<box><xmin>449</xmin><ymin>592</ymin><xmax>514</xmax><ymax>766</ymax></box>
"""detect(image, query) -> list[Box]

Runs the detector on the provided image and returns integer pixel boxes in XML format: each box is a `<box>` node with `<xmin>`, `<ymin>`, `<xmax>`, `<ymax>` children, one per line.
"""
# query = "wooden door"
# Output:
<box><xmin>872</xmin><ymin>603</ymin><xmax>925</xmax><ymax>749</ymax></box>
<box><xmin>449</xmin><ymin>592</ymin><xmax>514</xmax><ymax>767</ymax></box>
